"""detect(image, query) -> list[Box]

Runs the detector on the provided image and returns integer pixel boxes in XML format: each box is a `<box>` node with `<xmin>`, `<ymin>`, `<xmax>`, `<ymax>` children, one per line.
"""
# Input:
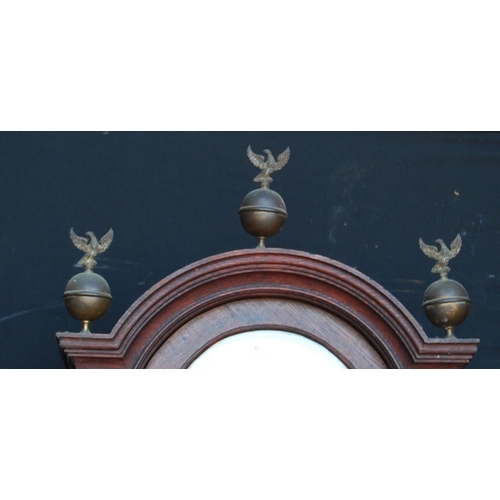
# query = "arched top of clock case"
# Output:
<box><xmin>57</xmin><ymin>248</ymin><xmax>479</xmax><ymax>368</ymax></box>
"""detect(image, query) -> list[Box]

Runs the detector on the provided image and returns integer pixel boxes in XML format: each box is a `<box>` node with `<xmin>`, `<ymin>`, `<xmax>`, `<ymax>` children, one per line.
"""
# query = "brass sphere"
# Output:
<box><xmin>239</xmin><ymin>188</ymin><xmax>288</xmax><ymax>247</ymax></box>
<box><xmin>63</xmin><ymin>271</ymin><xmax>112</xmax><ymax>331</ymax></box>
<box><xmin>422</xmin><ymin>278</ymin><xmax>470</xmax><ymax>337</ymax></box>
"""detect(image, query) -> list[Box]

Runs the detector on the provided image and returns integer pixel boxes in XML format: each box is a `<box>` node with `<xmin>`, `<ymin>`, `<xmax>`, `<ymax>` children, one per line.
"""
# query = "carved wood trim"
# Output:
<box><xmin>57</xmin><ymin>249</ymin><xmax>479</xmax><ymax>368</ymax></box>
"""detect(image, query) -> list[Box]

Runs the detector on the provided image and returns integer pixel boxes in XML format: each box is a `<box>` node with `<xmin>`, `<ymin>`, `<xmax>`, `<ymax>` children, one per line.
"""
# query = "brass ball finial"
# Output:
<box><xmin>239</xmin><ymin>146</ymin><xmax>290</xmax><ymax>248</ymax></box>
<box><xmin>63</xmin><ymin>271</ymin><xmax>112</xmax><ymax>332</ymax></box>
<box><xmin>239</xmin><ymin>188</ymin><xmax>288</xmax><ymax>248</ymax></box>
<box><xmin>419</xmin><ymin>234</ymin><xmax>470</xmax><ymax>338</ymax></box>
<box><xmin>63</xmin><ymin>228</ymin><xmax>113</xmax><ymax>333</ymax></box>
<box><xmin>422</xmin><ymin>278</ymin><xmax>470</xmax><ymax>338</ymax></box>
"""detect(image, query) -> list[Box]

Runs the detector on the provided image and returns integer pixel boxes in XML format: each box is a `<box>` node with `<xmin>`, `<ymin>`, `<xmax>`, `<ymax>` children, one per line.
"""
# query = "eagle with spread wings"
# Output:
<box><xmin>419</xmin><ymin>234</ymin><xmax>462</xmax><ymax>278</ymax></box>
<box><xmin>70</xmin><ymin>228</ymin><xmax>114</xmax><ymax>271</ymax></box>
<box><xmin>247</xmin><ymin>146</ymin><xmax>290</xmax><ymax>188</ymax></box>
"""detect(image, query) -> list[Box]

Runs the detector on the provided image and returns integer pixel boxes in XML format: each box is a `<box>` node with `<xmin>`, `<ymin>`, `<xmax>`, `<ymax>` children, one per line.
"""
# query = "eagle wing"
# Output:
<box><xmin>70</xmin><ymin>228</ymin><xmax>90</xmax><ymax>252</ymax></box>
<box><xmin>247</xmin><ymin>146</ymin><xmax>266</xmax><ymax>169</ymax></box>
<box><xmin>274</xmin><ymin>147</ymin><xmax>290</xmax><ymax>171</ymax></box>
<box><xmin>419</xmin><ymin>238</ymin><xmax>440</xmax><ymax>260</ymax></box>
<box><xmin>449</xmin><ymin>233</ymin><xmax>462</xmax><ymax>258</ymax></box>
<box><xmin>98</xmin><ymin>228</ymin><xmax>114</xmax><ymax>253</ymax></box>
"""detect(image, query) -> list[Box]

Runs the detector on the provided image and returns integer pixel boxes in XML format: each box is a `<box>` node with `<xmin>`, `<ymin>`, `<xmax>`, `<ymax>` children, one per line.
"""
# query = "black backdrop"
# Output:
<box><xmin>1</xmin><ymin>131</ymin><xmax>498</xmax><ymax>368</ymax></box>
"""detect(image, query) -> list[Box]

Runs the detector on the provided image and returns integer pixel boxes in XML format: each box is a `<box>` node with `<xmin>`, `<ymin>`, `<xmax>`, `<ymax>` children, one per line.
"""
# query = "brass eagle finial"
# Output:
<box><xmin>70</xmin><ymin>228</ymin><xmax>114</xmax><ymax>271</ymax></box>
<box><xmin>419</xmin><ymin>234</ymin><xmax>462</xmax><ymax>279</ymax></box>
<box><xmin>247</xmin><ymin>146</ymin><xmax>290</xmax><ymax>189</ymax></box>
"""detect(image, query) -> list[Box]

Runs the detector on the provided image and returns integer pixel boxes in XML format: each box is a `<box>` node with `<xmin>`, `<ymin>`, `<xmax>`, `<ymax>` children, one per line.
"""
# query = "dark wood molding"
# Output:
<box><xmin>146</xmin><ymin>298</ymin><xmax>388</xmax><ymax>369</ymax></box>
<box><xmin>57</xmin><ymin>248</ymin><xmax>479</xmax><ymax>368</ymax></box>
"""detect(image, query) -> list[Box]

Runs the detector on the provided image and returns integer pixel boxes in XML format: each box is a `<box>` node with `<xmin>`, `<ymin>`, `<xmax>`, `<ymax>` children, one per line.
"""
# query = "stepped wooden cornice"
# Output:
<box><xmin>57</xmin><ymin>248</ymin><xmax>479</xmax><ymax>369</ymax></box>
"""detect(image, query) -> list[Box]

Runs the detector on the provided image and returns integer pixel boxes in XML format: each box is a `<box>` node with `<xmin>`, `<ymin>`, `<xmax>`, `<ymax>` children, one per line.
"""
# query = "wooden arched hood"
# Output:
<box><xmin>57</xmin><ymin>249</ymin><xmax>479</xmax><ymax>368</ymax></box>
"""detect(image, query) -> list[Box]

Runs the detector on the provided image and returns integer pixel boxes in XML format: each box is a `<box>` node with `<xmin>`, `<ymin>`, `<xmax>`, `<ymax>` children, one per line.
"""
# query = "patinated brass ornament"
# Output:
<box><xmin>70</xmin><ymin>228</ymin><xmax>114</xmax><ymax>271</ymax></box>
<box><xmin>239</xmin><ymin>146</ymin><xmax>290</xmax><ymax>248</ymax></box>
<box><xmin>63</xmin><ymin>228</ymin><xmax>113</xmax><ymax>333</ymax></box>
<box><xmin>247</xmin><ymin>146</ymin><xmax>290</xmax><ymax>189</ymax></box>
<box><xmin>419</xmin><ymin>234</ymin><xmax>462</xmax><ymax>279</ymax></box>
<box><xmin>419</xmin><ymin>234</ymin><xmax>470</xmax><ymax>338</ymax></box>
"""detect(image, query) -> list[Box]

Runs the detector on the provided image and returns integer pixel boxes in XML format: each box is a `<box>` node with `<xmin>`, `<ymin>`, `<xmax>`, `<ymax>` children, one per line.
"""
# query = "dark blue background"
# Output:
<box><xmin>1</xmin><ymin>132</ymin><xmax>498</xmax><ymax>368</ymax></box>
